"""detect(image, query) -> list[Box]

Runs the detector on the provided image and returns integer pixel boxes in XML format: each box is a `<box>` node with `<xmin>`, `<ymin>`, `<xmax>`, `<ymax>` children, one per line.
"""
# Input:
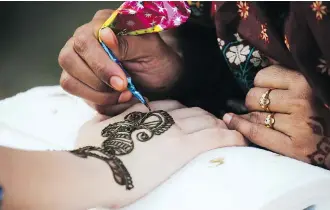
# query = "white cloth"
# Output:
<box><xmin>0</xmin><ymin>86</ymin><xmax>95</xmax><ymax>150</ymax></box>
<box><xmin>1</xmin><ymin>86</ymin><xmax>330</xmax><ymax>210</ymax></box>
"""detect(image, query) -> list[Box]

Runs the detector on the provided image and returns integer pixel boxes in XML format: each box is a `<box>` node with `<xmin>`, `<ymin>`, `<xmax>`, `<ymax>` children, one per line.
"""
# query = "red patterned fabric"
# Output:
<box><xmin>110</xmin><ymin>1</ymin><xmax>191</xmax><ymax>34</ymax></box>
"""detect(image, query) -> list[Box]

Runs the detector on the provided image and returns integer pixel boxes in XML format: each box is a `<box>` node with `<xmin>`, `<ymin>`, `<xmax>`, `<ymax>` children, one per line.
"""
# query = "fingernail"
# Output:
<box><xmin>223</xmin><ymin>113</ymin><xmax>233</xmax><ymax>124</ymax></box>
<box><xmin>100</xmin><ymin>28</ymin><xmax>118</xmax><ymax>47</ymax></box>
<box><xmin>100</xmin><ymin>27</ymin><xmax>112</xmax><ymax>38</ymax></box>
<box><xmin>110</xmin><ymin>76</ymin><xmax>125</xmax><ymax>91</ymax></box>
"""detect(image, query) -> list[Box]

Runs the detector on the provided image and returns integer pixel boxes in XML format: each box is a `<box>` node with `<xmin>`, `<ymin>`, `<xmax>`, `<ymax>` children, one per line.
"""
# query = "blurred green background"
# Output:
<box><xmin>0</xmin><ymin>1</ymin><xmax>122</xmax><ymax>99</ymax></box>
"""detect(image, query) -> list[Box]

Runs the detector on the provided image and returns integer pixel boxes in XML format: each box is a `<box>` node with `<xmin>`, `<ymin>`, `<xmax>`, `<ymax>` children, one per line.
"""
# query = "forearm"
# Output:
<box><xmin>0</xmin><ymin>147</ymin><xmax>125</xmax><ymax>210</ymax></box>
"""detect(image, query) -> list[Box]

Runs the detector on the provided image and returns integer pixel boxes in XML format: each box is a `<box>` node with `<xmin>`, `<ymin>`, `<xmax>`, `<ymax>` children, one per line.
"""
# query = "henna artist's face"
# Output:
<box><xmin>70</xmin><ymin>110</ymin><xmax>174</xmax><ymax>190</ymax></box>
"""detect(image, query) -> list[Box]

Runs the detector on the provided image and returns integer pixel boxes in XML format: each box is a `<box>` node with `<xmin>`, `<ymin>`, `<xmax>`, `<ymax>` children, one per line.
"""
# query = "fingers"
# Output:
<box><xmin>223</xmin><ymin>113</ymin><xmax>292</xmax><ymax>155</ymax></box>
<box><xmin>245</xmin><ymin>87</ymin><xmax>292</xmax><ymax>113</ymax></box>
<box><xmin>60</xmin><ymin>71</ymin><xmax>120</xmax><ymax>106</ymax></box>
<box><xmin>186</xmin><ymin>127</ymin><xmax>247</xmax><ymax>155</ymax></box>
<box><xmin>92</xmin><ymin>9</ymin><xmax>114</xmax><ymax>24</ymax></box>
<box><xmin>175</xmin><ymin>115</ymin><xmax>219</xmax><ymax>134</ymax></box>
<box><xmin>240</xmin><ymin>112</ymin><xmax>296</xmax><ymax>136</ymax></box>
<box><xmin>86</xmin><ymin>98</ymin><xmax>140</xmax><ymax>116</ymax></box>
<box><xmin>72</xmin><ymin>26</ymin><xmax>127</xmax><ymax>91</ymax></box>
<box><xmin>168</xmin><ymin>107</ymin><xmax>211</xmax><ymax>120</ymax></box>
<box><xmin>122</xmin><ymin>100</ymin><xmax>186</xmax><ymax>115</ymax></box>
<box><xmin>99</xmin><ymin>28</ymin><xmax>120</xmax><ymax>57</ymax></box>
<box><xmin>59</xmin><ymin>38</ymin><xmax>110</xmax><ymax>92</ymax></box>
<box><xmin>92</xmin><ymin>9</ymin><xmax>114</xmax><ymax>38</ymax></box>
<box><xmin>169</xmin><ymin>107</ymin><xmax>228</xmax><ymax>134</ymax></box>
<box><xmin>254</xmin><ymin>65</ymin><xmax>302</xmax><ymax>89</ymax></box>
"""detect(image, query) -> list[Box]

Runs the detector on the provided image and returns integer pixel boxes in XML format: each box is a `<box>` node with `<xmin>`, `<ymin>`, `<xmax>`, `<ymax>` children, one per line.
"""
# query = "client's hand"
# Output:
<box><xmin>75</xmin><ymin>100</ymin><xmax>247</xmax><ymax>207</ymax></box>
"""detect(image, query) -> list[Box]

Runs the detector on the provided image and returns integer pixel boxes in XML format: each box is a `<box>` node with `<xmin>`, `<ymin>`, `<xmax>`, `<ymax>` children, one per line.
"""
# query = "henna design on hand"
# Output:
<box><xmin>307</xmin><ymin>116</ymin><xmax>330</xmax><ymax>169</ymax></box>
<box><xmin>70</xmin><ymin>110</ymin><xmax>174</xmax><ymax>190</ymax></box>
<box><xmin>307</xmin><ymin>116</ymin><xmax>328</xmax><ymax>136</ymax></box>
<box><xmin>307</xmin><ymin>137</ymin><xmax>330</xmax><ymax>169</ymax></box>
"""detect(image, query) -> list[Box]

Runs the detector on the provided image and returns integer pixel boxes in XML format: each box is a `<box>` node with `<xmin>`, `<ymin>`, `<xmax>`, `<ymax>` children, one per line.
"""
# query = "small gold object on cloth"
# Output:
<box><xmin>259</xmin><ymin>89</ymin><xmax>272</xmax><ymax>112</ymax></box>
<box><xmin>209</xmin><ymin>157</ymin><xmax>225</xmax><ymax>167</ymax></box>
<box><xmin>265</xmin><ymin>113</ymin><xmax>275</xmax><ymax>128</ymax></box>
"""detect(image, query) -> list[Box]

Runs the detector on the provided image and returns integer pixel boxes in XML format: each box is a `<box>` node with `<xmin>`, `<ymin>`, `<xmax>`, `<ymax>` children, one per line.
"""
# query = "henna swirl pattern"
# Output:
<box><xmin>307</xmin><ymin>137</ymin><xmax>330</xmax><ymax>169</ymax></box>
<box><xmin>307</xmin><ymin>116</ymin><xmax>330</xmax><ymax>169</ymax></box>
<box><xmin>70</xmin><ymin>110</ymin><xmax>174</xmax><ymax>190</ymax></box>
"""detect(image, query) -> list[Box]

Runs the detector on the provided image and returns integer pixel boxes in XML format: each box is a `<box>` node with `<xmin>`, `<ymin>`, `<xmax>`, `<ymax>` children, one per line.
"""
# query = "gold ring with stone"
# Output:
<box><xmin>259</xmin><ymin>89</ymin><xmax>272</xmax><ymax>112</ymax></box>
<box><xmin>265</xmin><ymin>113</ymin><xmax>275</xmax><ymax>129</ymax></box>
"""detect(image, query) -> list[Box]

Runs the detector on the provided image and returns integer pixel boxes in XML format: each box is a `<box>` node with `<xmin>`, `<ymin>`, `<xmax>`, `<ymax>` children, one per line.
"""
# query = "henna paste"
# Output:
<box><xmin>307</xmin><ymin>116</ymin><xmax>330</xmax><ymax>169</ymax></box>
<box><xmin>70</xmin><ymin>110</ymin><xmax>174</xmax><ymax>190</ymax></box>
<box><xmin>307</xmin><ymin>137</ymin><xmax>330</xmax><ymax>169</ymax></box>
<box><xmin>307</xmin><ymin>116</ymin><xmax>328</xmax><ymax>136</ymax></box>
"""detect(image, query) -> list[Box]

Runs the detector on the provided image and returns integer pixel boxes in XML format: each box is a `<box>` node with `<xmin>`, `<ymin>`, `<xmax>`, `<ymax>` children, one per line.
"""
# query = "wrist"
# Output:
<box><xmin>0</xmin><ymin>147</ymin><xmax>133</xmax><ymax>209</ymax></box>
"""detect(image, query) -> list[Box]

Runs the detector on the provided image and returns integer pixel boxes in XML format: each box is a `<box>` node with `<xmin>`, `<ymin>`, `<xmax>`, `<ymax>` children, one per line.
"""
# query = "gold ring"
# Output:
<box><xmin>259</xmin><ymin>89</ymin><xmax>272</xmax><ymax>112</ymax></box>
<box><xmin>265</xmin><ymin>113</ymin><xmax>275</xmax><ymax>129</ymax></box>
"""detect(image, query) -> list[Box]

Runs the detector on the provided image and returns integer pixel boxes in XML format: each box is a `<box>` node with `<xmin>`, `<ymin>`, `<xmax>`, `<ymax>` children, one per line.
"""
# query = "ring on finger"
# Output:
<box><xmin>259</xmin><ymin>89</ymin><xmax>272</xmax><ymax>112</ymax></box>
<box><xmin>265</xmin><ymin>113</ymin><xmax>275</xmax><ymax>129</ymax></box>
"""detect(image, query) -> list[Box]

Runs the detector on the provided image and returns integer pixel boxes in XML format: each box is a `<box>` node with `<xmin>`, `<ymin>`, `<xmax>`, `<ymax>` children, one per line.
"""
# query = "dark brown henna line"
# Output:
<box><xmin>308</xmin><ymin>116</ymin><xmax>328</xmax><ymax>136</ymax></box>
<box><xmin>69</xmin><ymin>110</ymin><xmax>174</xmax><ymax>190</ymax></box>
<box><xmin>307</xmin><ymin>137</ymin><xmax>330</xmax><ymax>169</ymax></box>
<box><xmin>71</xmin><ymin>146</ymin><xmax>134</xmax><ymax>189</ymax></box>
<box><xmin>307</xmin><ymin>117</ymin><xmax>330</xmax><ymax>169</ymax></box>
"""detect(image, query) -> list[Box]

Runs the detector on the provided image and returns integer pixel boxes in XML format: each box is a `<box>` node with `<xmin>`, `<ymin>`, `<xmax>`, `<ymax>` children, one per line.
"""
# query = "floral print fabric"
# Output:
<box><xmin>101</xmin><ymin>1</ymin><xmax>191</xmax><ymax>35</ymax></box>
<box><xmin>189</xmin><ymin>1</ymin><xmax>330</xmax><ymax>108</ymax></box>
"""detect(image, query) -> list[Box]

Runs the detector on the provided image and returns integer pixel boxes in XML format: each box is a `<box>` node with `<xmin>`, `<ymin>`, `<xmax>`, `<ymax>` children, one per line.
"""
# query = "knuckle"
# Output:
<box><xmin>293</xmin><ymin>71</ymin><xmax>305</xmax><ymax>83</ymax></box>
<box><xmin>248</xmin><ymin>124</ymin><xmax>259</xmax><ymax>140</ymax></box>
<box><xmin>73</xmin><ymin>24</ymin><xmax>88</xmax><ymax>36</ymax></box>
<box><xmin>73</xmin><ymin>33</ymin><xmax>89</xmax><ymax>54</ymax></box>
<box><xmin>59</xmin><ymin>72</ymin><xmax>72</xmax><ymax>90</ymax></box>
<box><xmin>93</xmin><ymin>9</ymin><xmax>113</xmax><ymax>20</ymax></box>
<box><xmin>254</xmin><ymin>71</ymin><xmax>264</xmax><ymax>86</ymax></box>
<box><xmin>201</xmin><ymin>115</ymin><xmax>218</xmax><ymax>127</ymax></box>
<box><xmin>245</xmin><ymin>89</ymin><xmax>256</xmax><ymax>109</ymax></box>
<box><xmin>168</xmin><ymin>100</ymin><xmax>184</xmax><ymax>109</ymax></box>
<box><xmin>93</xmin><ymin>9</ymin><xmax>108</xmax><ymax>18</ymax></box>
<box><xmin>249</xmin><ymin>112</ymin><xmax>263</xmax><ymax>124</ymax></box>
<box><xmin>90</xmin><ymin>61</ymin><xmax>107</xmax><ymax>77</ymax></box>
<box><xmin>295</xmin><ymin>89</ymin><xmax>312</xmax><ymax>100</ymax></box>
<box><xmin>58</xmin><ymin>46</ymin><xmax>73</xmax><ymax>68</ymax></box>
<box><xmin>190</xmin><ymin>107</ymin><xmax>208</xmax><ymax>114</ymax></box>
<box><xmin>291</xmin><ymin>99</ymin><xmax>309</xmax><ymax>113</ymax></box>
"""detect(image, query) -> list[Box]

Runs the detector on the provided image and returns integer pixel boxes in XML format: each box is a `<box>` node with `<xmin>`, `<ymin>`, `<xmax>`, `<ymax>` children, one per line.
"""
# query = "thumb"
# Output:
<box><xmin>100</xmin><ymin>28</ymin><xmax>164</xmax><ymax>61</ymax></box>
<box><xmin>100</xmin><ymin>27</ymin><xmax>120</xmax><ymax>57</ymax></box>
<box><xmin>223</xmin><ymin>113</ymin><xmax>248</xmax><ymax>132</ymax></box>
<box><xmin>223</xmin><ymin>113</ymin><xmax>257</xmax><ymax>141</ymax></box>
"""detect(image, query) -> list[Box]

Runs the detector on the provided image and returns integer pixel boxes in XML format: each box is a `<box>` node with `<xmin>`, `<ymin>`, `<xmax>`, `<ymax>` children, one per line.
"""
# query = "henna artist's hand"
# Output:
<box><xmin>223</xmin><ymin>65</ymin><xmax>330</xmax><ymax>169</ymax></box>
<box><xmin>75</xmin><ymin>100</ymin><xmax>247</xmax><ymax>207</ymax></box>
<box><xmin>58</xmin><ymin>9</ymin><xmax>183</xmax><ymax>115</ymax></box>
